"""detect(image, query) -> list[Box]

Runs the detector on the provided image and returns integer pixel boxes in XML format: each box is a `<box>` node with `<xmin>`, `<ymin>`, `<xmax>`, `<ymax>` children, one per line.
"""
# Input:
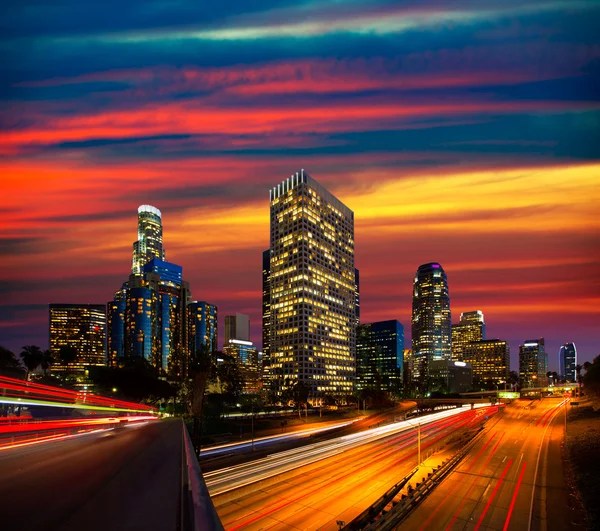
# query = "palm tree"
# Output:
<box><xmin>20</xmin><ymin>345</ymin><xmax>43</xmax><ymax>380</ymax></box>
<box><xmin>40</xmin><ymin>350</ymin><xmax>54</xmax><ymax>376</ymax></box>
<box><xmin>0</xmin><ymin>346</ymin><xmax>20</xmax><ymax>370</ymax></box>
<box><xmin>575</xmin><ymin>364</ymin><xmax>582</xmax><ymax>391</ymax></box>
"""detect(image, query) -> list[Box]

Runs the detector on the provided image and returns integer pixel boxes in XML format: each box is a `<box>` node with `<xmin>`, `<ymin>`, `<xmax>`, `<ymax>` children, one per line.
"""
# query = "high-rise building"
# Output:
<box><xmin>224</xmin><ymin>313</ymin><xmax>250</xmax><ymax>344</ymax></box>
<box><xmin>49</xmin><ymin>304</ymin><xmax>107</xmax><ymax>375</ymax></box>
<box><xmin>519</xmin><ymin>338</ymin><xmax>548</xmax><ymax>388</ymax></box>
<box><xmin>428</xmin><ymin>360</ymin><xmax>472</xmax><ymax>394</ymax></box>
<box><xmin>109</xmin><ymin>206</ymin><xmax>190</xmax><ymax>377</ymax></box>
<box><xmin>107</xmin><ymin>285</ymin><xmax>127</xmax><ymax>367</ymax></box>
<box><xmin>463</xmin><ymin>339</ymin><xmax>510</xmax><ymax>389</ymax></box>
<box><xmin>262</xmin><ymin>249</ymin><xmax>271</xmax><ymax>382</ymax></box>
<box><xmin>268</xmin><ymin>170</ymin><xmax>355</xmax><ymax>398</ymax></box>
<box><xmin>356</xmin><ymin>320</ymin><xmax>404</xmax><ymax>394</ymax></box>
<box><xmin>411</xmin><ymin>262</ymin><xmax>451</xmax><ymax>388</ymax></box>
<box><xmin>132</xmin><ymin>205</ymin><xmax>165</xmax><ymax>275</ymax></box>
<box><xmin>403</xmin><ymin>349</ymin><xmax>414</xmax><ymax>389</ymax></box>
<box><xmin>452</xmin><ymin>310</ymin><xmax>485</xmax><ymax>361</ymax></box>
<box><xmin>354</xmin><ymin>268</ymin><xmax>360</xmax><ymax>327</ymax></box>
<box><xmin>187</xmin><ymin>301</ymin><xmax>218</xmax><ymax>357</ymax></box>
<box><xmin>559</xmin><ymin>342</ymin><xmax>577</xmax><ymax>382</ymax></box>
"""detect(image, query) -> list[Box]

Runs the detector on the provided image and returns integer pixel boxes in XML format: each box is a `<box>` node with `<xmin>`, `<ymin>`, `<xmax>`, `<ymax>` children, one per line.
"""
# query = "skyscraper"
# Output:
<box><xmin>107</xmin><ymin>285</ymin><xmax>127</xmax><ymax>367</ymax></box>
<box><xmin>463</xmin><ymin>339</ymin><xmax>510</xmax><ymax>389</ymax></box>
<box><xmin>187</xmin><ymin>301</ymin><xmax>218</xmax><ymax>356</ymax></box>
<box><xmin>132</xmin><ymin>205</ymin><xmax>165</xmax><ymax>275</ymax></box>
<box><xmin>356</xmin><ymin>320</ymin><xmax>404</xmax><ymax>394</ymax></box>
<box><xmin>354</xmin><ymin>268</ymin><xmax>360</xmax><ymax>327</ymax></box>
<box><xmin>262</xmin><ymin>249</ymin><xmax>271</xmax><ymax>383</ymax></box>
<box><xmin>411</xmin><ymin>262</ymin><xmax>451</xmax><ymax>388</ymax></box>
<box><xmin>268</xmin><ymin>170</ymin><xmax>355</xmax><ymax>398</ymax></box>
<box><xmin>519</xmin><ymin>338</ymin><xmax>548</xmax><ymax>388</ymax></box>
<box><xmin>559</xmin><ymin>342</ymin><xmax>577</xmax><ymax>382</ymax></box>
<box><xmin>452</xmin><ymin>310</ymin><xmax>486</xmax><ymax>361</ymax></box>
<box><xmin>49</xmin><ymin>304</ymin><xmax>107</xmax><ymax>375</ymax></box>
<box><xmin>109</xmin><ymin>206</ymin><xmax>190</xmax><ymax>377</ymax></box>
<box><xmin>224</xmin><ymin>313</ymin><xmax>250</xmax><ymax>344</ymax></box>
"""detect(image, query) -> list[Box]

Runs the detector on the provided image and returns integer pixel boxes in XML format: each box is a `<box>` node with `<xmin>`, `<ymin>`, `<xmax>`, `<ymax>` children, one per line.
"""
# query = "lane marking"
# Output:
<box><xmin>474</xmin><ymin>459</ymin><xmax>513</xmax><ymax>531</ymax></box>
<box><xmin>503</xmin><ymin>462</ymin><xmax>527</xmax><ymax>531</ymax></box>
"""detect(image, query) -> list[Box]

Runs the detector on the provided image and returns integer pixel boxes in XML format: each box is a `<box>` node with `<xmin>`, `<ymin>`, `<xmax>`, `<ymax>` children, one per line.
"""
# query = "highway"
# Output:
<box><xmin>401</xmin><ymin>397</ymin><xmax>572</xmax><ymax>531</ymax></box>
<box><xmin>0</xmin><ymin>419</ymin><xmax>182</xmax><ymax>531</ymax></box>
<box><xmin>211</xmin><ymin>404</ymin><xmax>496</xmax><ymax>530</ymax></box>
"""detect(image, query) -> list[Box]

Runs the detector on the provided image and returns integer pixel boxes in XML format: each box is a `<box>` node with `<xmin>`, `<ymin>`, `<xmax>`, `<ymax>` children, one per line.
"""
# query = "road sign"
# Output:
<box><xmin>498</xmin><ymin>392</ymin><xmax>520</xmax><ymax>399</ymax></box>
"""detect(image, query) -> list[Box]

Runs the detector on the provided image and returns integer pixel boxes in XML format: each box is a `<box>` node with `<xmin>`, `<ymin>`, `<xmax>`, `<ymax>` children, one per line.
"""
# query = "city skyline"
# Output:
<box><xmin>2</xmin><ymin>1</ymin><xmax>599</xmax><ymax>371</ymax></box>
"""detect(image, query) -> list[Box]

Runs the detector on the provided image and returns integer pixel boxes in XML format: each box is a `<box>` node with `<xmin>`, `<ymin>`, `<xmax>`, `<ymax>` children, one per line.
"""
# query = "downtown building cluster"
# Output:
<box><xmin>48</xmin><ymin>172</ymin><xmax>579</xmax><ymax>396</ymax></box>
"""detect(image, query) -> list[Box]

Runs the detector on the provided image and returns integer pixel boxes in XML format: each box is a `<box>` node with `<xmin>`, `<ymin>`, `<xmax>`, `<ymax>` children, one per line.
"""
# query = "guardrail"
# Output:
<box><xmin>363</xmin><ymin>428</ymin><xmax>484</xmax><ymax>530</ymax></box>
<box><xmin>181</xmin><ymin>420</ymin><xmax>224</xmax><ymax>531</ymax></box>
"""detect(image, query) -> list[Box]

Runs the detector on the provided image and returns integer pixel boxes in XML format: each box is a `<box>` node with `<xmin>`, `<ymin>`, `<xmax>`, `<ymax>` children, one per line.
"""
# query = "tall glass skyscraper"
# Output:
<box><xmin>411</xmin><ymin>262</ymin><xmax>451</xmax><ymax>388</ymax></box>
<box><xmin>49</xmin><ymin>304</ymin><xmax>107</xmax><ymax>374</ymax></box>
<box><xmin>356</xmin><ymin>320</ymin><xmax>404</xmax><ymax>394</ymax></box>
<box><xmin>187</xmin><ymin>301</ymin><xmax>218</xmax><ymax>356</ymax></box>
<box><xmin>132</xmin><ymin>205</ymin><xmax>166</xmax><ymax>275</ymax></box>
<box><xmin>559</xmin><ymin>342</ymin><xmax>577</xmax><ymax>382</ymax></box>
<box><xmin>519</xmin><ymin>338</ymin><xmax>548</xmax><ymax>388</ymax></box>
<box><xmin>268</xmin><ymin>170</ymin><xmax>355</xmax><ymax>398</ymax></box>
<box><xmin>452</xmin><ymin>310</ymin><xmax>485</xmax><ymax>361</ymax></box>
<box><xmin>107</xmin><ymin>285</ymin><xmax>127</xmax><ymax>367</ymax></box>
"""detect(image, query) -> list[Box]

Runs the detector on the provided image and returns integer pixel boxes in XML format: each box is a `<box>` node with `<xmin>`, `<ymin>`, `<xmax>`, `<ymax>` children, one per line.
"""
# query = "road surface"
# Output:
<box><xmin>212</xmin><ymin>405</ymin><xmax>495</xmax><ymax>530</ymax></box>
<box><xmin>0</xmin><ymin>419</ymin><xmax>182</xmax><ymax>531</ymax></box>
<box><xmin>401</xmin><ymin>398</ymin><xmax>573</xmax><ymax>531</ymax></box>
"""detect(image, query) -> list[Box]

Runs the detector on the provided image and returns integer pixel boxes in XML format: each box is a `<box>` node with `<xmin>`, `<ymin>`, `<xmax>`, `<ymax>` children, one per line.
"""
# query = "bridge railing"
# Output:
<box><xmin>181</xmin><ymin>420</ymin><xmax>224</xmax><ymax>531</ymax></box>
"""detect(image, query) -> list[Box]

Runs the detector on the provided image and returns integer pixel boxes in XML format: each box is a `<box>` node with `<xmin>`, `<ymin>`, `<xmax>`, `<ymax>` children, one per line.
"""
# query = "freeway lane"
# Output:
<box><xmin>401</xmin><ymin>398</ymin><xmax>572</xmax><ymax>531</ymax></box>
<box><xmin>211</xmin><ymin>405</ymin><xmax>496</xmax><ymax>530</ymax></box>
<box><xmin>0</xmin><ymin>419</ymin><xmax>182</xmax><ymax>531</ymax></box>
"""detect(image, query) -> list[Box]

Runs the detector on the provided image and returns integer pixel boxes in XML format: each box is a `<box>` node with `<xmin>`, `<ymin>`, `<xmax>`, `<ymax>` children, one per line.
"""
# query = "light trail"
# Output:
<box><xmin>0</xmin><ymin>427</ymin><xmax>114</xmax><ymax>451</ymax></box>
<box><xmin>474</xmin><ymin>459</ymin><xmax>513</xmax><ymax>530</ymax></box>
<box><xmin>200</xmin><ymin>419</ymin><xmax>361</xmax><ymax>457</ymax></box>
<box><xmin>207</xmin><ymin>404</ymin><xmax>491</xmax><ymax>496</ymax></box>
<box><xmin>0</xmin><ymin>397</ymin><xmax>157</xmax><ymax>414</ymax></box>
<box><xmin>503</xmin><ymin>462</ymin><xmax>527</xmax><ymax>531</ymax></box>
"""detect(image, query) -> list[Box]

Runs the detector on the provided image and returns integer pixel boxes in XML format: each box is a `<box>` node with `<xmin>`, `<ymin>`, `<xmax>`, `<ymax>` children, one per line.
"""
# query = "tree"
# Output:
<box><xmin>281</xmin><ymin>380</ymin><xmax>310</xmax><ymax>419</ymax></box>
<box><xmin>582</xmin><ymin>355</ymin><xmax>600</xmax><ymax>410</ymax></box>
<box><xmin>0</xmin><ymin>346</ymin><xmax>20</xmax><ymax>370</ymax></box>
<box><xmin>575</xmin><ymin>364</ymin><xmax>583</xmax><ymax>392</ymax></box>
<box><xmin>20</xmin><ymin>345</ymin><xmax>43</xmax><ymax>380</ymax></box>
<box><xmin>507</xmin><ymin>371</ymin><xmax>519</xmax><ymax>389</ymax></box>
<box><xmin>40</xmin><ymin>350</ymin><xmax>54</xmax><ymax>376</ymax></box>
<box><xmin>216</xmin><ymin>353</ymin><xmax>245</xmax><ymax>399</ymax></box>
<box><xmin>189</xmin><ymin>346</ymin><xmax>217</xmax><ymax>456</ymax></box>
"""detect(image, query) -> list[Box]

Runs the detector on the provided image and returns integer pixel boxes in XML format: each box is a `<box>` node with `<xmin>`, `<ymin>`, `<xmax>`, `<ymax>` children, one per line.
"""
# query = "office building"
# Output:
<box><xmin>519</xmin><ymin>338</ymin><xmax>548</xmax><ymax>388</ymax></box>
<box><xmin>225</xmin><ymin>313</ymin><xmax>250</xmax><ymax>344</ymax></box>
<box><xmin>107</xmin><ymin>285</ymin><xmax>127</xmax><ymax>367</ymax></box>
<box><xmin>356</xmin><ymin>320</ymin><xmax>404</xmax><ymax>394</ymax></box>
<box><xmin>49</xmin><ymin>304</ymin><xmax>107</xmax><ymax>375</ymax></box>
<box><xmin>262</xmin><ymin>250</ymin><xmax>271</xmax><ymax>383</ymax></box>
<box><xmin>132</xmin><ymin>205</ymin><xmax>166</xmax><ymax>275</ymax></box>
<box><xmin>354</xmin><ymin>268</ymin><xmax>360</xmax><ymax>326</ymax></box>
<box><xmin>268</xmin><ymin>170</ymin><xmax>355</xmax><ymax>398</ymax></box>
<box><xmin>411</xmin><ymin>262</ymin><xmax>452</xmax><ymax>387</ymax></box>
<box><xmin>559</xmin><ymin>342</ymin><xmax>577</xmax><ymax>382</ymax></box>
<box><xmin>428</xmin><ymin>360</ymin><xmax>472</xmax><ymax>394</ymax></box>
<box><xmin>452</xmin><ymin>310</ymin><xmax>485</xmax><ymax>361</ymax></box>
<box><xmin>187</xmin><ymin>301</ymin><xmax>218</xmax><ymax>357</ymax></box>
<box><xmin>463</xmin><ymin>339</ymin><xmax>510</xmax><ymax>389</ymax></box>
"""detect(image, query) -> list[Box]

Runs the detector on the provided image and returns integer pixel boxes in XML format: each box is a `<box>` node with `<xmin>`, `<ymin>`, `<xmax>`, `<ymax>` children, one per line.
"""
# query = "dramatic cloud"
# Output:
<box><xmin>1</xmin><ymin>0</ymin><xmax>599</xmax><ymax>367</ymax></box>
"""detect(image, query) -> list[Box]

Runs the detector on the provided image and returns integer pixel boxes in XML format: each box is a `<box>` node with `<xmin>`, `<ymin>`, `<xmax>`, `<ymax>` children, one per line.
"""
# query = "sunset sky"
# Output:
<box><xmin>1</xmin><ymin>0</ymin><xmax>599</xmax><ymax>370</ymax></box>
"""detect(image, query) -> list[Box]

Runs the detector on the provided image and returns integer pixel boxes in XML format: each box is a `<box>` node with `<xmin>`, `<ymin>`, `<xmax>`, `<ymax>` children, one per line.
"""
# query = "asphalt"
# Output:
<box><xmin>401</xmin><ymin>398</ymin><xmax>572</xmax><ymax>531</ymax></box>
<box><xmin>0</xmin><ymin>419</ymin><xmax>183</xmax><ymax>531</ymax></box>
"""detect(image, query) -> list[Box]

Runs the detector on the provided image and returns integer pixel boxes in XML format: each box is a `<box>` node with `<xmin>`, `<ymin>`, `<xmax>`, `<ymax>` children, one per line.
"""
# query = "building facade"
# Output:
<box><xmin>262</xmin><ymin>249</ymin><xmax>271</xmax><ymax>383</ymax></box>
<box><xmin>452</xmin><ymin>310</ymin><xmax>485</xmax><ymax>361</ymax></box>
<box><xmin>463</xmin><ymin>339</ymin><xmax>510</xmax><ymax>389</ymax></box>
<box><xmin>559</xmin><ymin>342</ymin><xmax>577</xmax><ymax>382</ymax></box>
<box><xmin>356</xmin><ymin>320</ymin><xmax>404</xmax><ymax>394</ymax></box>
<box><xmin>519</xmin><ymin>338</ymin><xmax>548</xmax><ymax>388</ymax></box>
<box><xmin>107</xmin><ymin>285</ymin><xmax>127</xmax><ymax>367</ymax></box>
<box><xmin>132</xmin><ymin>205</ymin><xmax>166</xmax><ymax>275</ymax></box>
<box><xmin>268</xmin><ymin>170</ymin><xmax>356</xmax><ymax>398</ymax></box>
<box><xmin>187</xmin><ymin>301</ymin><xmax>218</xmax><ymax>358</ymax></box>
<box><xmin>428</xmin><ymin>360</ymin><xmax>473</xmax><ymax>394</ymax></box>
<box><xmin>49</xmin><ymin>304</ymin><xmax>107</xmax><ymax>375</ymax></box>
<box><xmin>411</xmin><ymin>262</ymin><xmax>452</xmax><ymax>388</ymax></box>
<box><xmin>224</xmin><ymin>313</ymin><xmax>250</xmax><ymax>344</ymax></box>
